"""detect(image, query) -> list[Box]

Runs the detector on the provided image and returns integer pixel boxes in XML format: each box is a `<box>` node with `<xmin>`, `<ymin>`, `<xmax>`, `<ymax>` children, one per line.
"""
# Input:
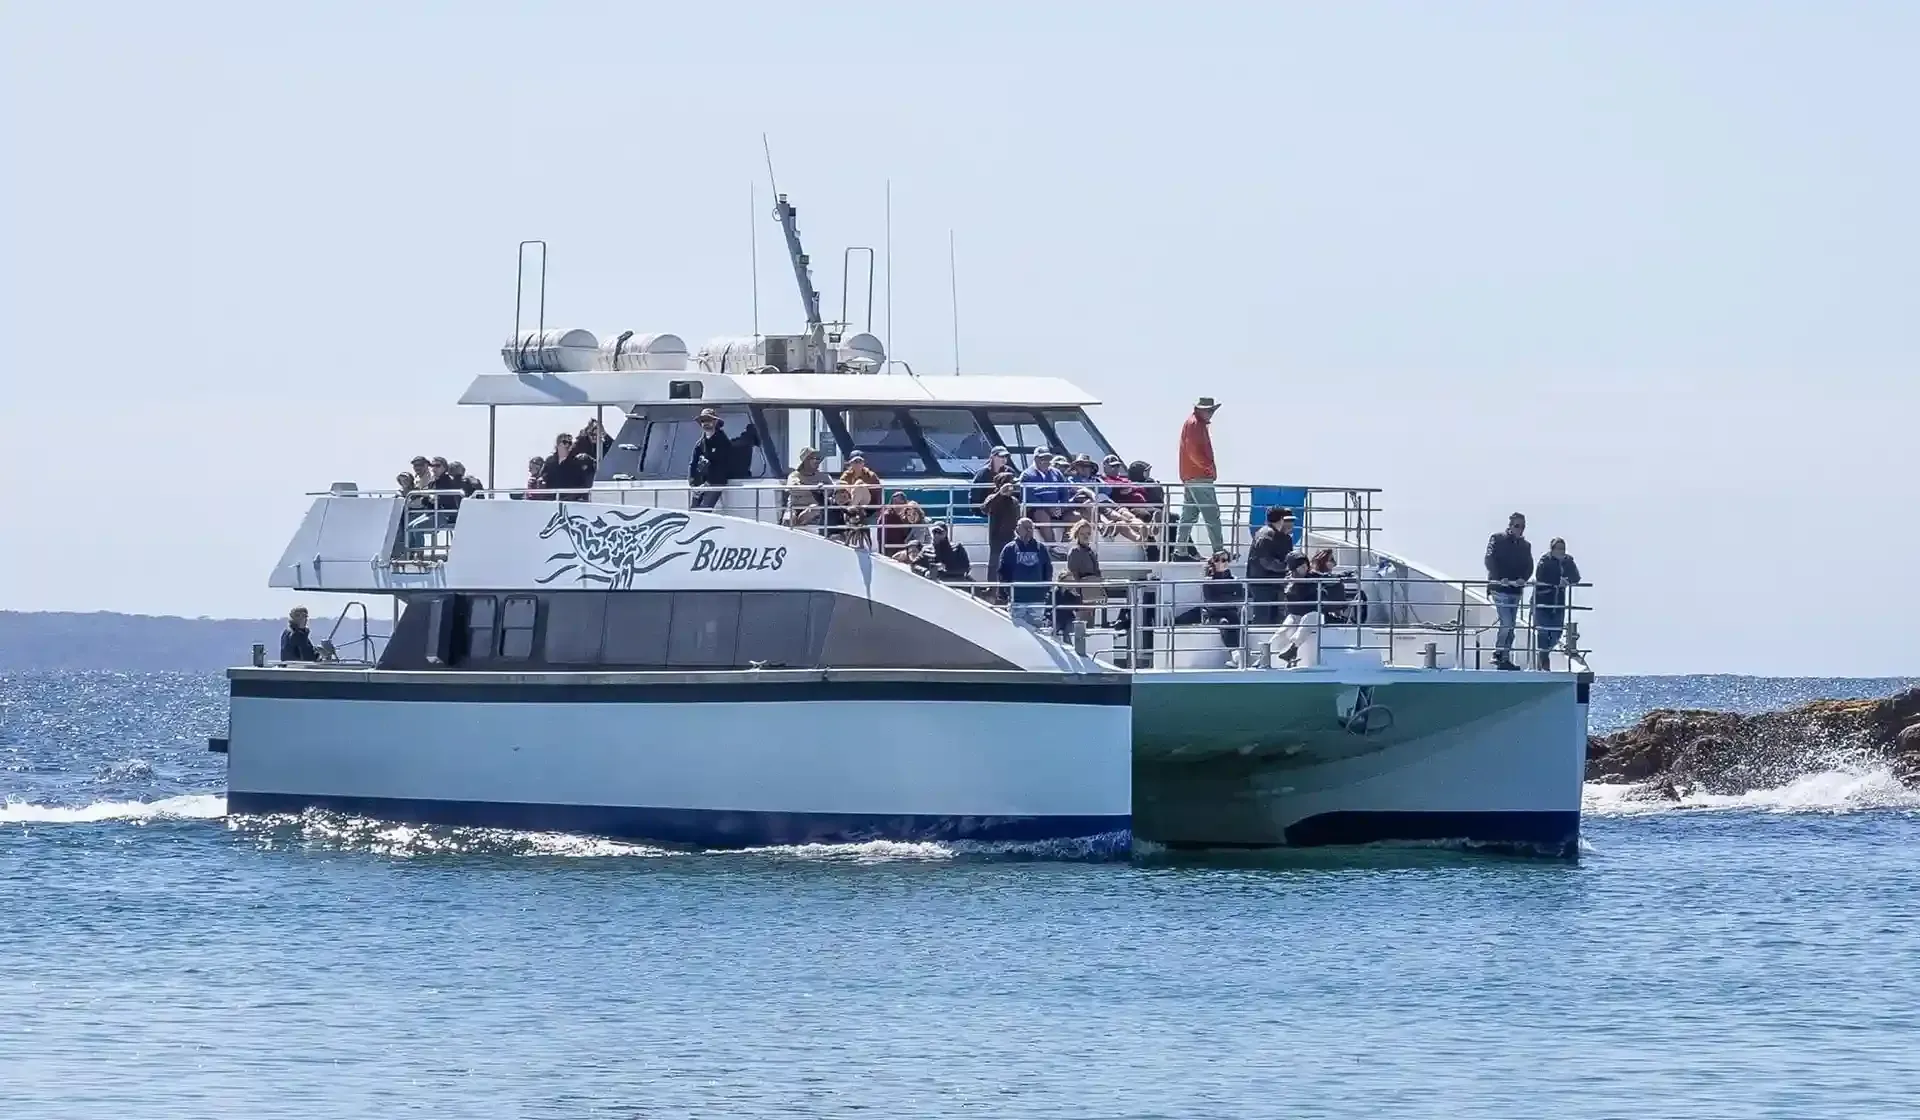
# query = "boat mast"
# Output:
<box><xmin>762</xmin><ymin>136</ymin><xmax>830</xmax><ymax>373</ymax></box>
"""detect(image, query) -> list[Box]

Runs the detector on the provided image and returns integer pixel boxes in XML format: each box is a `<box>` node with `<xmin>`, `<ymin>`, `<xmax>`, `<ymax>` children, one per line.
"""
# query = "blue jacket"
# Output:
<box><xmin>1020</xmin><ymin>466</ymin><xmax>1070</xmax><ymax>506</ymax></box>
<box><xmin>997</xmin><ymin>537</ymin><xmax>1054</xmax><ymax>603</ymax></box>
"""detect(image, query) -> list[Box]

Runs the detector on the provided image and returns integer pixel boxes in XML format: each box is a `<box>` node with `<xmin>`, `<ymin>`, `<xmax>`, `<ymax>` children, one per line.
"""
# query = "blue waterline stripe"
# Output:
<box><xmin>230</xmin><ymin>677</ymin><xmax>1133</xmax><ymax>705</ymax></box>
<box><xmin>226</xmin><ymin>791</ymin><xmax>1130</xmax><ymax>847</ymax></box>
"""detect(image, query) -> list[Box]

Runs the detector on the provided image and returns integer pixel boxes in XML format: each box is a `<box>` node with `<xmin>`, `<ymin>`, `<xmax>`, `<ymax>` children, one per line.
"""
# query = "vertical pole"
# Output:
<box><xmin>949</xmin><ymin>229</ymin><xmax>960</xmax><ymax>375</ymax></box>
<box><xmin>884</xmin><ymin>179</ymin><xmax>892</xmax><ymax>368</ymax></box>
<box><xmin>487</xmin><ymin>406</ymin><xmax>497</xmax><ymax>493</ymax></box>
<box><xmin>750</xmin><ymin>181</ymin><xmax>760</xmax><ymax>340</ymax></box>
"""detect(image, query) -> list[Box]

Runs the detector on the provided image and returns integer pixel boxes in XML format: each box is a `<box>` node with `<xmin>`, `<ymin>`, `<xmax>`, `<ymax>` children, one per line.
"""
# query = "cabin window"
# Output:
<box><xmin>735</xmin><ymin>590</ymin><xmax>821</xmax><ymax>667</ymax></box>
<box><xmin>667</xmin><ymin>591</ymin><xmax>742</xmax><ymax>668</ymax></box>
<box><xmin>1040</xmin><ymin>409</ymin><xmax>1114</xmax><ymax>464</ymax></box>
<box><xmin>544</xmin><ymin>592</ymin><xmax>608</xmax><ymax>664</ymax></box>
<box><xmin>982</xmin><ymin>410</ymin><xmax>1053</xmax><ymax>464</ymax></box>
<box><xmin>634</xmin><ymin>407</ymin><xmax>777</xmax><ymax>481</ymax></box>
<box><xmin>835</xmin><ymin>408</ymin><xmax>928</xmax><ymax>476</ymax></box>
<box><xmin>908</xmin><ymin>409</ymin><xmax>994</xmax><ymax>474</ymax></box>
<box><xmin>464</xmin><ymin>596</ymin><xmax>496</xmax><ymax>664</ymax></box>
<box><xmin>601</xmin><ymin>592</ymin><xmax>673</xmax><ymax>667</ymax></box>
<box><xmin>596</xmin><ymin>416</ymin><xmax>647</xmax><ymax>481</ymax></box>
<box><xmin>500</xmin><ymin>596</ymin><xmax>538</xmax><ymax>660</ymax></box>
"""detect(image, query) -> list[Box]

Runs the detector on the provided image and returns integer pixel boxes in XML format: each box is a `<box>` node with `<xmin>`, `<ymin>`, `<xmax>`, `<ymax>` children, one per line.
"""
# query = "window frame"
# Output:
<box><xmin>499</xmin><ymin>595</ymin><xmax>538</xmax><ymax>661</ymax></box>
<box><xmin>463</xmin><ymin>595</ymin><xmax>498</xmax><ymax>665</ymax></box>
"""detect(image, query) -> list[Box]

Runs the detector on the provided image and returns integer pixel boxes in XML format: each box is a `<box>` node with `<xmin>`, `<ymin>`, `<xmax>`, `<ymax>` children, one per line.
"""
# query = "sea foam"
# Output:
<box><xmin>0</xmin><ymin>793</ymin><xmax>227</xmax><ymax>824</ymax></box>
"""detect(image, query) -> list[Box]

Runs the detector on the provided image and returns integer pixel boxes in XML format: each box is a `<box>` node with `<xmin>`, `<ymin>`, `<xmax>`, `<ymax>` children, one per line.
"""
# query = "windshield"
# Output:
<box><xmin>838</xmin><ymin>408</ymin><xmax>928</xmax><ymax>476</ymax></box>
<box><xmin>910</xmin><ymin>409</ymin><xmax>994</xmax><ymax>474</ymax></box>
<box><xmin>1039</xmin><ymin>409</ymin><xmax>1114</xmax><ymax>464</ymax></box>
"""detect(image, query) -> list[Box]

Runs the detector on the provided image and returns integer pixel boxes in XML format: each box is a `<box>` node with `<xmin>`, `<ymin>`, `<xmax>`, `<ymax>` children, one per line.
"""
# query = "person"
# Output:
<box><xmin>982</xmin><ymin>471</ymin><xmax>1021</xmax><ymax>570</ymax></box>
<box><xmin>576</xmin><ymin>416</ymin><xmax>612</xmax><ymax>459</ymax></box>
<box><xmin>448</xmin><ymin>461</ymin><xmax>483</xmax><ymax>499</ymax></box>
<box><xmin>1058</xmin><ymin>518</ymin><xmax>1105</xmax><ymax>629</ymax></box>
<box><xmin>1246</xmin><ymin>505</ymin><xmax>1293</xmax><ymax>624</ymax></box>
<box><xmin>972</xmin><ymin>446</ymin><xmax>1014</xmax><ymax>508</ymax></box>
<box><xmin>1531</xmin><ymin>537</ymin><xmax>1581</xmax><ymax>669</ymax></box>
<box><xmin>1065</xmin><ymin>453</ymin><xmax>1101</xmax><ymax>490</ymax></box>
<box><xmin>1127</xmin><ymin>460</ymin><xmax>1167</xmax><ymax>558</ymax></box>
<box><xmin>1483</xmin><ymin>511</ymin><xmax>1533</xmax><ymax>670</ymax></box>
<box><xmin>997</xmin><ymin>516</ymin><xmax>1055</xmax><ymax>629</ymax></box>
<box><xmin>1020</xmin><ymin>451</ymin><xmax>1071</xmax><ymax>538</ymax></box>
<box><xmin>783</xmin><ymin>447</ymin><xmax>832</xmax><ymax>527</ymax></box>
<box><xmin>1174</xmin><ymin>396</ymin><xmax>1223</xmax><ymax>558</ymax></box>
<box><xmin>1101</xmin><ymin>454</ymin><xmax>1143</xmax><ymax>504</ymax></box>
<box><xmin>280</xmin><ymin>606</ymin><xmax>320</xmax><ymax>663</ymax></box>
<box><xmin>878</xmin><ymin>491</ymin><xmax>913</xmax><ymax>553</ymax></box>
<box><xmin>515</xmin><ymin>455</ymin><xmax>548</xmax><ymax>500</ymax></box>
<box><xmin>897</xmin><ymin>537</ymin><xmax>939</xmax><ymax>578</ymax></box>
<box><xmin>408</xmin><ymin>455</ymin><xmax>433</xmax><ymax>492</ymax></box>
<box><xmin>539</xmin><ymin>433</ymin><xmax>594</xmax><ymax>501</ymax></box>
<box><xmin>427</xmin><ymin>456</ymin><xmax>463</xmax><ymax>520</ymax></box>
<box><xmin>885</xmin><ymin>501</ymin><xmax>933</xmax><ymax>560</ymax></box>
<box><xmin>928</xmin><ymin>522</ymin><xmax>972</xmax><ymax>584</ymax></box>
<box><xmin>1281</xmin><ymin>551</ymin><xmax>1320</xmax><ymax>618</ymax></box>
<box><xmin>687</xmin><ymin>409</ymin><xmax>733</xmax><ymax>510</ymax></box>
<box><xmin>1093</xmin><ymin>494</ymin><xmax>1147</xmax><ymax>542</ymax></box>
<box><xmin>1309</xmin><ymin>548</ymin><xmax>1353</xmax><ymax>622</ymax></box>
<box><xmin>1201</xmin><ymin>549</ymin><xmax>1246</xmax><ymax>652</ymax></box>
<box><xmin>835</xmin><ymin>451</ymin><xmax>882</xmax><ymax>547</ymax></box>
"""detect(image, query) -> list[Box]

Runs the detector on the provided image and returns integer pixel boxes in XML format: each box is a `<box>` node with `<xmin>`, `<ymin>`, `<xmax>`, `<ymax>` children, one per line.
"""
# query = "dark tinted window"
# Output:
<box><xmin>736</xmin><ymin>591</ymin><xmax>821</xmax><ymax>667</ymax></box>
<box><xmin>1040</xmin><ymin>409</ymin><xmax>1115</xmax><ymax>463</ymax></box>
<box><xmin>821</xmin><ymin>597</ymin><xmax>1008</xmax><ymax>669</ymax></box>
<box><xmin>544</xmin><ymin>593</ymin><xmax>608</xmax><ymax>664</ymax></box>
<box><xmin>667</xmin><ymin>591</ymin><xmax>741</xmax><ymax>668</ymax></box>
<box><xmin>596</xmin><ymin>416</ymin><xmax>645</xmax><ymax>481</ymax></box>
<box><xmin>839</xmin><ymin>408</ymin><xmax>928</xmax><ymax>475</ymax></box>
<box><xmin>910</xmin><ymin>409</ymin><xmax>994</xmax><ymax>474</ymax></box>
<box><xmin>638</xmin><ymin>409</ymin><xmax>773</xmax><ymax>481</ymax></box>
<box><xmin>983</xmin><ymin>410</ymin><xmax>1052</xmax><ymax>465</ymax></box>
<box><xmin>500</xmin><ymin>596</ymin><xmax>537</xmax><ymax>660</ymax></box>
<box><xmin>464</xmin><ymin>595</ymin><xmax>496</xmax><ymax>664</ymax></box>
<box><xmin>601</xmin><ymin>592</ymin><xmax>673</xmax><ymax>667</ymax></box>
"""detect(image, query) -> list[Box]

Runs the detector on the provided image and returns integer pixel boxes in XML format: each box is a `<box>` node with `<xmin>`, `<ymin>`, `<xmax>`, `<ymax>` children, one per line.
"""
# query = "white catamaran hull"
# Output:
<box><xmin>221</xmin><ymin>668</ymin><xmax>1589</xmax><ymax>855</ymax></box>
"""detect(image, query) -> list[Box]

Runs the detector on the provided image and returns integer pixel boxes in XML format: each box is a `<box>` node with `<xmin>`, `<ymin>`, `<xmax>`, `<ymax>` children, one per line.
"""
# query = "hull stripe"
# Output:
<box><xmin>230</xmin><ymin>677</ymin><xmax>1131</xmax><ymax>705</ymax></box>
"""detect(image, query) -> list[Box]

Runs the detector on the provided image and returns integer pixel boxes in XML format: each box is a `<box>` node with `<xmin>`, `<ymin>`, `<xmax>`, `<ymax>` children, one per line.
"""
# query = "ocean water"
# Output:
<box><xmin>3</xmin><ymin>672</ymin><xmax>1919</xmax><ymax>1118</ymax></box>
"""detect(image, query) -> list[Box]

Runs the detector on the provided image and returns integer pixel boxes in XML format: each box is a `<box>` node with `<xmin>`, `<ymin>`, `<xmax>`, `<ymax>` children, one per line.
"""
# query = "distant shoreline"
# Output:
<box><xmin>0</xmin><ymin>611</ymin><xmax>284</xmax><ymax>672</ymax></box>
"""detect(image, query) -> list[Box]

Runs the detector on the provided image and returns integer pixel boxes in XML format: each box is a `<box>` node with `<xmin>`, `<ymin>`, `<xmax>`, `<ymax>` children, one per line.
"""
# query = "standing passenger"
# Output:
<box><xmin>1174</xmin><ymin>396</ymin><xmax>1224</xmax><ymax>559</ymax></box>
<box><xmin>998</xmin><ymin>517</ymin><xmax>1055</xmax><ymax>629</ymax></box>
<box><xmin>1531</xmin><ymin>536</ymin><xmax>1581</xmax><ymax>669</ymax></box>
<box><xmin>1483</xmin><ymin>512</ymin><xmax>1533</xmax><ymax>670</ymax></box>
<box><xmin>982</xmin><ymin>472</ymin><xmax>1021</xmax><ymax>569</ymax></box>
<box><xmin>1247</xmin><ymin>505</ymin><xmax>1293</xmax><ymax>624</ymax></box>
<box><xmin>688</xmin><ymin>409</ymin><xmax>733</xmax><ymax>510</ymax></box>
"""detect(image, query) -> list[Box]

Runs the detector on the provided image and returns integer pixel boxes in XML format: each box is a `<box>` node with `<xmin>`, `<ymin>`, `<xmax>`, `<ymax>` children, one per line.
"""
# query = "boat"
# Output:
<box><xmin>214</xmin><ymin>192</ymin><xmax>1594</xmax><ymax>858</ymax></box>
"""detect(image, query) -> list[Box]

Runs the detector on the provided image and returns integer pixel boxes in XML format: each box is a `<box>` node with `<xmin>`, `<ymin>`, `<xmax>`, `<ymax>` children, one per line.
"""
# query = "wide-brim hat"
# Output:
<box><xmin>1195</xmin><ymin>396</ymin><xmax>1221</xmax><ymax>411</ymax></box>
<box><xmin>847</xmin><ymin>449</ymin><xmax>866</xmax><ymax>461</ymax></box>
<box><xmin>696</xmin><ymin>408</ymin><xmax>720</xmax><ymax>422</ymax></box>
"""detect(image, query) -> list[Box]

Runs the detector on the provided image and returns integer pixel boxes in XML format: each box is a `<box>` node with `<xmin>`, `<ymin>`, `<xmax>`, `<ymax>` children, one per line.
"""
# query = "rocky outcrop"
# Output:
<box><xmin>1587</xmin><ymin>687</ymin><xmax>1920</xmax><ymax>797</ymax></box>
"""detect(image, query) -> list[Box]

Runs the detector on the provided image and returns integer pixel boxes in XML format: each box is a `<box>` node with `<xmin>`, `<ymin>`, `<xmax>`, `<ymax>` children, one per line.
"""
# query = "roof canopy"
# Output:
<box><xmin>457</xmin><ymin>371</ymin><xmax>1101</xmax><ymax>410</ymax></box>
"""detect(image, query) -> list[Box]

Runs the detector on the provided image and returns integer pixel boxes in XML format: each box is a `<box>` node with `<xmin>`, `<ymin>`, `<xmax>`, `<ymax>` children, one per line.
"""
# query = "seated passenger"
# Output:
<box><xmin>835</xmin><ymin>451</ymin><xmax>882</xmax><ymax>548</ymax></box>
<box><xmin>1310</xmin><ymin>548</ymin><xmax>1353</xmax><ymax>622</ymax></box>
<box><xmin>878</xmin><ymin>491</ymin><xmax>913</xmax><ymax>553</ymax></box>
<box><xmin>1020</xmin><ymin>451</ymin><xmax>1072</xmax><ymax>539</ymax></box>
<box><xmin>280</xmin><ymin>606</ymin><xmax>320</xmax><ymax>663</ymax></box>
<box><xmin>928</xmin><ymin>522</ymin><xmax>972</xmax><ymax>583</ymax></box>
<box><xmin>1282</xmin><ymin>552</ymin><xmax>1320</xmax><ymax>618</ymax></box>
<box><xmin>783</xmin><ymin>447</ymin><xmax>832</xmax><ymax>527</ymax></box>
<box><xmin>1065</xmin><ymin>453</ymin><xmax>1101</xmax><ymax>490</ymax></box>
<box><xmin>1201</xmin><ymin>549</ymin><xmax>1246</xmax><ymax>650</ymax></box>
<box><xmin>1101</xmin><ymin>454</ymin><xmax>1143</xmax><ymax>504</ymax></box>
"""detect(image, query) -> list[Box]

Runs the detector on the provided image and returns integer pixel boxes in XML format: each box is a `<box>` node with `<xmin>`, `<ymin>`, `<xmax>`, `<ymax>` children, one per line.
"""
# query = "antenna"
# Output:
<box><xmin>948</xmin><ymin>229</ymin><xmax>960</xmax><ymax>376</ymax></box>
<box><xmin>761</xmin><ymin>135</ymin><xmax>829</xmax><ymax>372</ymax></box>
<box><xmin>749</xmin><ymin>182</ymin><xmax>759</xmax><ymax>339</ymax></box>
<box><xmin>884</xmin><ymin>180</ymin><xmax>893</xmax><ymax>371</ymax></box>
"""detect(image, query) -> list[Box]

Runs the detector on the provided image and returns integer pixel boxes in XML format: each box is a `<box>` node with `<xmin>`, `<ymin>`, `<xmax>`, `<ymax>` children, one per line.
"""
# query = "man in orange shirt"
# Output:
<box><xmin>1174</xmin><ymin>396</ymin><xmax>1224</xmax><ymax>558</ymax></box>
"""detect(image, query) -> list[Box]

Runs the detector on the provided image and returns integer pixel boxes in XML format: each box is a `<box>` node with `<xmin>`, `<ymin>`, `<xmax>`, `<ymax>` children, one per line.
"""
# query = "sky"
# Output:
<box><xmin>1</xmin><ymin>1</ymin><xmax>1914</xmax><ymax>675</ymax></box>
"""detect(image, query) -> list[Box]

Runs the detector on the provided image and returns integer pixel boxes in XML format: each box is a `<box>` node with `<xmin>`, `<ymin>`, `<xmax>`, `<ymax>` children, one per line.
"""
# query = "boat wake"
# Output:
<box><xmin>1583</xmin><ymin>766</ymin><xmax>1920</xmax><ymax>817</ymax></box>
<box><xmin>0</xmin><ymin>793</ymin><xmax>227</xmax><ymax>824</ymax></box>
<box><xmin>229</xmin><ymin>810</ymin><xmax>1130</xmax><ymax>862</ymax></box>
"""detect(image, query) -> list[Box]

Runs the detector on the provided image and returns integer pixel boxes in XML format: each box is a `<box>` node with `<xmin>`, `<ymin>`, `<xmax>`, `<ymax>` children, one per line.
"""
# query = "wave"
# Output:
<box><xmin>228</xmin><ymin>810</ymin><xmax>1130</xmax><ymax>862</ymax></box>
<box><xmin>0</xmin><ymin>793</ymin><xmax>227</xmax><ymax>824</ymax></box>
<box><xmin>1584</xmin><ymin>767</ymin><xmax>1920</xmax><ymax>817</ymax></box>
